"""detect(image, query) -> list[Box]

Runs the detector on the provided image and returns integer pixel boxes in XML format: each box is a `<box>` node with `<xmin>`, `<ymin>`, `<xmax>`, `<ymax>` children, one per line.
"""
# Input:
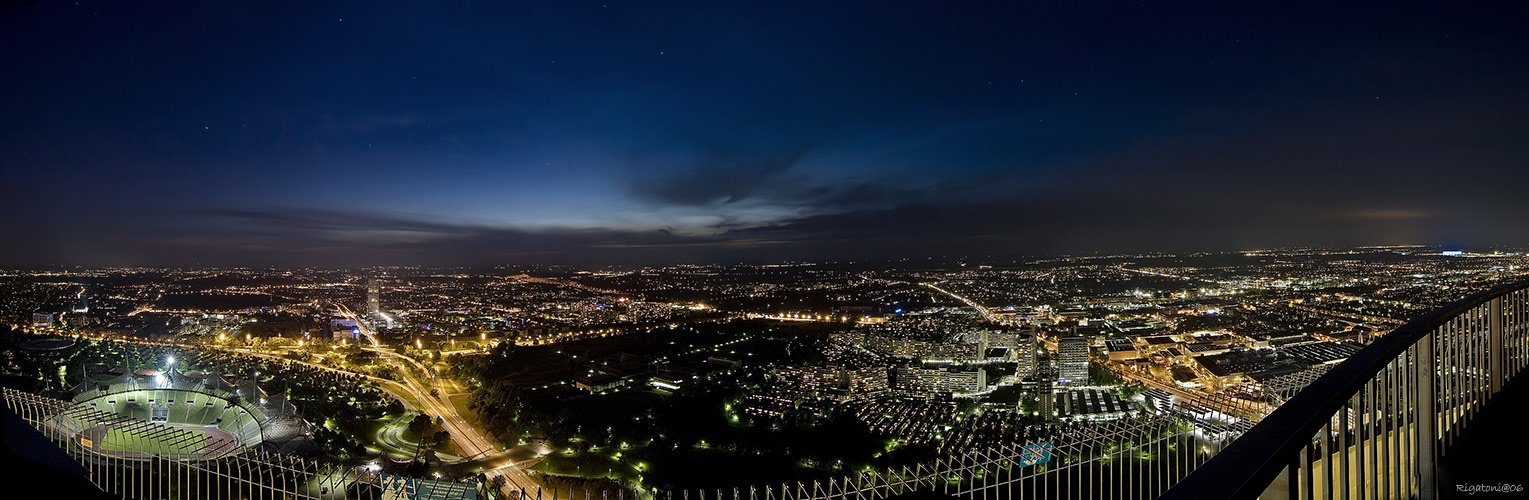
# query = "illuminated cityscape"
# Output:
<box><xmin>4</xmin><ymin>2</ymin><xmax>1529</xmax><ymax>500</ymax></box>
<box><xmin>4</xmin><ymin>247</ymin><xmax>1529</xmax><ymax>498</ymax></box>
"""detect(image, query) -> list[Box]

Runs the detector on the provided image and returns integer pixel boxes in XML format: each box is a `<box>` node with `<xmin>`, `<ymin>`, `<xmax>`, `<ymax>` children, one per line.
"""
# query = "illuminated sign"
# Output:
<box><xmin>1017</xmin><ymin>441</ymin><xmax>1053</xmax><ymax>467</ymax></box>
<box><xmin>380</xmin><ymin>473</ymin><xmax>417</xmax><ymax>500</ymax></box>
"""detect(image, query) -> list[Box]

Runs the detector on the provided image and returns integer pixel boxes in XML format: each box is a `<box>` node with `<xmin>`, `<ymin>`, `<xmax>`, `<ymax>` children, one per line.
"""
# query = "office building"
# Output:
<box><xmin>1015</xmin><ymin>329</ymin><xmax>1038</xmax><ymax>376</ymax></box>
<box><xmin>1058</xmin><ymin>335</ymin><xmax>1089</xmax><ymax>384</ymax></box>
<box><xmin>1034</xmin><ymin>364</ymin><xmax>1056</xmax><ymax>419</ymax></box>
<box><xmin>366</xmin><ymin>279</ymin><xmax>381</xmax><ymax>315</ymax></box>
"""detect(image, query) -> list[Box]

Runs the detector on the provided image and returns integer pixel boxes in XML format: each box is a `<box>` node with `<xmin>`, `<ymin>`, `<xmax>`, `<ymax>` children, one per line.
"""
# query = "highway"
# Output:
<box><xmin>332</xmin><ymin>303</ymin><xmax>541</xmax><ymax>494</ymax></box>
<box><xmin>23</xmin><ymin>324</ymin><xmax>425</xmax><ymax>412</ymax></box>
<box><xmin>922</xmin><ymin>282</ymin><xmax>1005</xmax><ymax>323</ymax></box>
<box><xmin>745</xmin><ymin>312</ymin><xmax>884</xmax><ymax>325</ymax></box>
<box><xmin>35</xmin><ymin>319</ymin><xmax>541</xmax><ymax>495</ymax></box>
<box><xmin>1115</xmin><ymin>265</ymin><xmax>1254</xmax><ymax>290</ymax></box>
<box><xmin>36</xmin><ymin>314</ymin><xmax>539</xmax><ymax>495</ymax></box>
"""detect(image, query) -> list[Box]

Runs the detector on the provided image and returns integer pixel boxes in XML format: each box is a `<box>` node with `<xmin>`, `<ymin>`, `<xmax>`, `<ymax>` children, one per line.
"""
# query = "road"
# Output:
<box><xmin>333</xmin><ymin>303</ymin><xmax>541</xmax><ymax>494</ymax></box>
<box><xmin>333</xmin><ymin>303</ymin><xmax>383</xmax><ymax>348</ymax></box>
<box><xmin>1115</xmin><ymin>265</ymin><xmax>1253</xmax><ymax>290</ymax></box>
<box><xmin>25</xmin><ymin>322</ymin><xmax>541</xmax><ymax>495</ymax></box>
<box><xmin>24</xmin><ymin>324</ymin><xmax>425</xmax><ymax>411</ymax></box>
<box><xmin>922</xmin><ymin>282</ymin><xmax>1005</xmax><ymax>323</ymax></box>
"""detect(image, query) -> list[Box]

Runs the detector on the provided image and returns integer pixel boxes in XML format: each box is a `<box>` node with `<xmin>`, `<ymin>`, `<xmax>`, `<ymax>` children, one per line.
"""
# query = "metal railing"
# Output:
<box><xmin>643</xmin><ymin>411</ymin><xmax>1237</xmax><ymax>500</ymax></box>
<box><xmin>4</xmin><ymin>386</ymin><xmax>384</xmax><ymax>500</ymax></box>
<box><xmin>1162</xmin><ymin>280</ymin><xmax>1529</xmax><ymax>500</ymax></box>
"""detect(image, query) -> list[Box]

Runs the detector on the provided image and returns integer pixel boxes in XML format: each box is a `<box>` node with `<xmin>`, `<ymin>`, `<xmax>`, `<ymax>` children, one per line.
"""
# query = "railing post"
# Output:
<box><xmin>1490</xmin><ymin>297</ymin><xmax>1505</xmax><ymax>395</ymax></box>
<box><xmin>1416</xmin><ymin>333</ymin><xmax>1437</xmax><ymax>499</ymax></box>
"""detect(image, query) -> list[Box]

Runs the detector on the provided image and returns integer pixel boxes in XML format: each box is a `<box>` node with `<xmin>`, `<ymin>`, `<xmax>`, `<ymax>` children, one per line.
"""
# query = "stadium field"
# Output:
<box><xmin>98</xmin><ymin>426</ymin><xmax>209</xmax><ymax>455</ymax></box>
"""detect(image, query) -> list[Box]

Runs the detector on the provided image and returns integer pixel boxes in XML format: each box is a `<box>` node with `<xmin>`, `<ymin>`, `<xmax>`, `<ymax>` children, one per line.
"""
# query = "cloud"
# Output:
<box><xmin>159</xmin><ymin>208</ymin><xmax>763</xmax><ymax>266</ymax></box>
<box><xmin>1343</xmin><ymin>210</ymin><xmax>1437</xmax><ymax>220</ymax></box>
<box><xmin>626</xmin><ymin>145</ymin><xmax>815</xmax><ymax>207</ymax></box>
<box><xmin>8</xmin><ymin>180</ymin><xmax>1529</xmax><ymax>269</ymax></box>
<box><xmin>619</xmin><ymin>142</ymin><xmax>994</xmax><ymax>239</ymax></box>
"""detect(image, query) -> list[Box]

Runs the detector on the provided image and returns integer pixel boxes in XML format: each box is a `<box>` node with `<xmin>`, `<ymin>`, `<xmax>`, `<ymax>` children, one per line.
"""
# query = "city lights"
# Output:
<box><xmin>2</xmin><ymin>0</ymin><xmax>1527</xmax><ymax>496</ymax></box>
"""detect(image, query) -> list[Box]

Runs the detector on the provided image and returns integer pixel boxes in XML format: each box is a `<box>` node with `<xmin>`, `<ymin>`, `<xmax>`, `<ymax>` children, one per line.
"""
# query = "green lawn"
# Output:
<box><xmin>100</xmin><ymin>427</ymin><xmax>206</xmax><ymax>455</ymax></box>
<box><xmin>338</xmin><ymin>417</ymin><xmax>393</xmax><ymax>453</ymax></box>
<box><xmin>531</xmin><ymin>451</ymin><xmax>642</xmax><ymax>481</ymax></box>
<box><xmin>447</xmin><ymin>393</ymin><xmax>479</xmax><ymax>423</ymax></box>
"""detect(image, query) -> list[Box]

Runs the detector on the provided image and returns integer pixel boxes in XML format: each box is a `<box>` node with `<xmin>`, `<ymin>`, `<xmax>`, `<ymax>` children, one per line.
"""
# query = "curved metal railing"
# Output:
<box><xmin>1162</xmin><ymin>280</ymin><xmax>1529</xmax><ymax>499</ymax></box>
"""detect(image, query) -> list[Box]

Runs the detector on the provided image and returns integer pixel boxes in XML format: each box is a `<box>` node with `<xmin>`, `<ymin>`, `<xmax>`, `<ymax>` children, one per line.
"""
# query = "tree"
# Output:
<box><xmin>409</xmin><ymin>414</ymin><xmax>433</xmax><ymax>435</ymax></box>
<box><xmin>404</xmin><ymin>459</ymin><xmax>427</xmax><ymax>477</ymax></box>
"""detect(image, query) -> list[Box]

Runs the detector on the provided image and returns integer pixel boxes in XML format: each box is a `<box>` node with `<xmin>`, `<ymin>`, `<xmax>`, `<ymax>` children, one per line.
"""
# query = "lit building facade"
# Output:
<box><xmin>1057</xmin><ymin>335</ymin><xmax>1089</xmax><ymax>384</ymax></box>
<box><xmin>894</xmin><ymin>366</ymin><xmax>987</xmax><ymax>394</ymax></box>
<box><xmin>366</xmin><ymin>279</ymin><xmax>381</xmax><ymax>315</ymax></box>
<box><xmin>1015</xmin><ymin>331</ymin><xmax>1038</xmax><ymax>376</ymax></box>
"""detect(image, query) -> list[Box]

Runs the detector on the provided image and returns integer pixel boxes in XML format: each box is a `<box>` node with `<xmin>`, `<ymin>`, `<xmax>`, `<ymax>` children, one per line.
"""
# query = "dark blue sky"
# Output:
<box><xmin>3</xmin><ymin>1</ymin><xmax>1528</xmax><ymax>267</ymax></box>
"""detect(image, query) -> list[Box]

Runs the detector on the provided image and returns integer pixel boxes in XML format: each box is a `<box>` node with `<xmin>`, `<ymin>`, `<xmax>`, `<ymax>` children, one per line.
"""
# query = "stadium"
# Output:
<box><xmin>55</xmin><ymin>363</ymin><xmax>311</xmax><ymax>462</ymax></box>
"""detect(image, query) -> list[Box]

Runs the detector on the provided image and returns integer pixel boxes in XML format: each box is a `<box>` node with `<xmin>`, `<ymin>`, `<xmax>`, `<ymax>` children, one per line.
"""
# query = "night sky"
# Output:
<box><xmin>4</xmin><ymin>2</ymin><xmax>1528</xmax><ymax>267</ymax></box>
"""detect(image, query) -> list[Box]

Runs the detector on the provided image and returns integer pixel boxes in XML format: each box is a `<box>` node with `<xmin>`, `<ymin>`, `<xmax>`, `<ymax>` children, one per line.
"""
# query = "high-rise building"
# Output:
<box><xmin>366</xmin><ymin>279</ymin><xmax>381</xmax><ymax>315</ymax></box>
<box><xmin>1033</xmin><ymin>362</ymin><xmax>1056</xmax><ymax>419</ymax></box>
<box><xmin>1057</xmin><ymin>335</ymin><xmax>1089</xmax><ymax>384</ymax></box>
<box><xmin>1015</xmin><ymin>328</ymin><xmax>1038</xmax><ymax>376</ymax></box>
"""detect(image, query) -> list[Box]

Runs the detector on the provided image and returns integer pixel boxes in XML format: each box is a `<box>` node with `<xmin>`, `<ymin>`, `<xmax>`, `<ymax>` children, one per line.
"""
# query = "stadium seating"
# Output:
<box><xmin>71</xmin><ymin>387</ymin><xmax>265</xmax><ymax>459</ymax></box>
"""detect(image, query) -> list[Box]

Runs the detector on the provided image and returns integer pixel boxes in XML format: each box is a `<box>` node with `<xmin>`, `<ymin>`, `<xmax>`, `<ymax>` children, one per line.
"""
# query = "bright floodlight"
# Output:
<box><xmin>166</xmin><ymin>356</ymin><xmax>175</xmax><ymax>365</ymax></box>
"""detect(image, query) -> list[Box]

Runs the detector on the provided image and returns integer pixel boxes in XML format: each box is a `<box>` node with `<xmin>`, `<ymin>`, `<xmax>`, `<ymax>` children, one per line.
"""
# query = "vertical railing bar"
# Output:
<box><xmin>1376</xmin><ymin>377</ymin><xmax>1388</xmax><ymax>500</ymax></box>
<box><xmin>1385</xmin><ymin>358</ymin><xmax>1394</xmax><ymax>500</ymax></box>
<box><xmin>1319</xmin><ymin>420</ymin><xmax>1331</xmax><ymax>500</ymax></box>
<box><xmin>1442</xmin><ymin>320</ymin><xmax>1451</xmax><ymax>450</ymax></box>
<box><xmin>1463</xmin><ymin>311</ymin><xmax>1471</xmax><ymax>437</ymax></box>
<box><xmin>1363</xmin><ymin>378</ymin><xmax>1373</xmax><ymax>500</ymax></box>
<box><xmin>1412</xmin><ymin>331</ymin><xmax>1425</xmax><ymax>498</ymax></box>
<box><xmin>1338</xmin><ymin>403</ymin><xmax>1349</xmax><ymax>500</ymax></box>
<box><xmin>1443</xmin><ymin>320</ymin><xmax>1452</xmax><ymax>450</ymax></box>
